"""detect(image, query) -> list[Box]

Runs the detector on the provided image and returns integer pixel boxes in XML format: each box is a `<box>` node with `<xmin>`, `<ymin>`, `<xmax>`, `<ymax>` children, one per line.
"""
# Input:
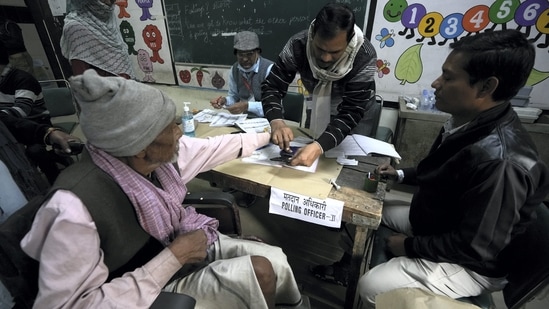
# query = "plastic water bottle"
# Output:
<box><xmin>182</xmin><ymin>102</ymin><xmax>195</xmax><ymax>137</ymax></box>
<box><xmin>420</xmin><ymin>89</ymin><xmax>434</xmax><ymax>111</ymax></box>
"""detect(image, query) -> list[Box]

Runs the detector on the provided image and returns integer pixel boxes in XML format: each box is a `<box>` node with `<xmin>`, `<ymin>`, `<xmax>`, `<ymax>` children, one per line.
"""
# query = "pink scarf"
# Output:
<box><xmin>87</xmin><ymin>144</ymin><xmax>187</xmax><ymax>246</ymax></box>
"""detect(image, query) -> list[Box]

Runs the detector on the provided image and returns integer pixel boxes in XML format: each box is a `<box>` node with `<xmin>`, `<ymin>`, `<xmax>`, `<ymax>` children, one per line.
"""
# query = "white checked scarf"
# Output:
<box><xmin>87</xmin><ymin>144</ymin><xmax>196</xmax><ymax>246</ymax></box>
<box><xmin>306</xmin><ymin>22</ymin><xmax>364</xmax><ymax>138</ymax></box>
<box><xmin>61</xmin><ymin>0</ymin><xmax>135</xmax><ymax>78</ymax></box>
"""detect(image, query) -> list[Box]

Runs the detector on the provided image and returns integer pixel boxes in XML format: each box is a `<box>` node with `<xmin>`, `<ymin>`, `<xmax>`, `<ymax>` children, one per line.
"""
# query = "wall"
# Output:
<box><xmin>367</xmin><ymin>0</ymin><xmax>549</xmax><ymax>109</ymax></box>
<box><xmin>164</xmin><ymin>0</ymin><xmax>369</xmax><ymax>65</ymax></box>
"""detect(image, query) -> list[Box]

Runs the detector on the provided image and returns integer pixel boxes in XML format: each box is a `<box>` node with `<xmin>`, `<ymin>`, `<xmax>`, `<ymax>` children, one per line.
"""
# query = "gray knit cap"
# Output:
<box><xmin>69</xmin><ymin>69</ymin><xmax>176</xmax><ymax>157</ymax></box>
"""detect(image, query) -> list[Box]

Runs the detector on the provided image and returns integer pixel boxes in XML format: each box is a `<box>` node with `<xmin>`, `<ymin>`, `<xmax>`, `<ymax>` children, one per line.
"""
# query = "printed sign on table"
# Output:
<box><xmin>269</xmin><ymin>187</ymin><xmax>344</xmax><ymax>228</ymax></box>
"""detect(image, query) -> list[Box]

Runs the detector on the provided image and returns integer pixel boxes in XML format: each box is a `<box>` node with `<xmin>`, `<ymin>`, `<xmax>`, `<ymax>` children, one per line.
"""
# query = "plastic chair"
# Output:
<box><xmin>282</xmin><ymin>92</ymin><xmax>304</xmax><ymax>126</ymax></box>
<box><xmin>39</xmin><ymin>80</ymin><xmax>79</xmax><ymax>134</ymax></box>
<box><xmin>367</xmin><ymin>202</ymin><xmax>549</xmax><ymax>309</ymax></box>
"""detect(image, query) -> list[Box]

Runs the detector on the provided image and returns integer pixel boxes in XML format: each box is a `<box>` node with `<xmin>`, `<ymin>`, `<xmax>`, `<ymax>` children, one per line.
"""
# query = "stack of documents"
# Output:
<box><xmin>194</xmin><ymin>109</ymin><xmax>247</xmax><ymax>126</ymax></box>
<box><xmin>235</xmin><ymin>118</ymin><xmax>271</xmax><ymax>133</ymax></box>
<box><xmin>325</xmin><ymin>134</ymin><xmax>401</xmax><ymax>160</ymax></box>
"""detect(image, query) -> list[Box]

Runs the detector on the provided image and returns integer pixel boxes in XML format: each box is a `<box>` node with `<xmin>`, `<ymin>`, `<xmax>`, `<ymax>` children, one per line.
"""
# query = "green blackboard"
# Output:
<box><xmin>163</xmin><ymin>0</ymin><xmax>368</xmax><ymax>65</ymax></box>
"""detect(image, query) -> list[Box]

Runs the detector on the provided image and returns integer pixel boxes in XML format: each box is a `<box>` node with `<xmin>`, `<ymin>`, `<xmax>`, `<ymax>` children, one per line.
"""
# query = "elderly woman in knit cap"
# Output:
<box><xmin>61</xmin><ymin>0</ymin><xmax>135</xmax><ymax>79</ymax></box>
<box><xmin>20</xmin><ymin>69</ymin><xmax>307</xmax><ymax>309</ymax></box>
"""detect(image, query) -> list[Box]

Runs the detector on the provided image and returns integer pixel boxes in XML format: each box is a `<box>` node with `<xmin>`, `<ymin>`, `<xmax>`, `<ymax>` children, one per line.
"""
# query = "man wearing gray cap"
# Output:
<box><xmin>20</xmin><ymin>69</ymin><xmax>305</xmax><ymax>309</ymax></box>
<box><xmin>210</xmin><ymin>31</ymin><xmax>274</xmax><ymax>117</ymax></box>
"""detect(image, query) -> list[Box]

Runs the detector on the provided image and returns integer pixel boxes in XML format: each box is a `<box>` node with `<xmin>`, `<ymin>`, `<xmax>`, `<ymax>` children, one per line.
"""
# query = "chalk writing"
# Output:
<box><xmin>164</xmin><ymin>0</ymin><xmax>367</xmax><ymax>64</ymax></box>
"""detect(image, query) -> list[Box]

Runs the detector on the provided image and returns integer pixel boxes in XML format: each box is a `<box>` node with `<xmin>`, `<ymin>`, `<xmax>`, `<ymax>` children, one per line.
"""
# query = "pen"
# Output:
<box><xmin>297</xmin><ymin>128</ymin><xmax>314</xmax><ymax>140</ymax></box>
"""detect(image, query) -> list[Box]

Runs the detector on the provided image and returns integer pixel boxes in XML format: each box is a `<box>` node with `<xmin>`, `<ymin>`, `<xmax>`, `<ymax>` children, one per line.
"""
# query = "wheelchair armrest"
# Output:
<box><xmin>150</xmin><ymin>291</ymin><xmax>196</xmax><ymax>309</ymax></box>
<box><xmin>184</xmin><ymin>191</ymin><xmax>242</xmax><ymax>237</ymax></box>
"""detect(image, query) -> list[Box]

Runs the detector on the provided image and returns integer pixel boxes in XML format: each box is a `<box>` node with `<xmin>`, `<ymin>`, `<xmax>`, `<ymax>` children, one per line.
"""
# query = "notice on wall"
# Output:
<box><xmin>269</xmin><ymin>187</ymin><xmax>344</xmax><ymax>228</ymax></box>
<box><xmin>368</xmin><ymin>0</ymin><xmax>549</xmax><ymax>109</ymax></box>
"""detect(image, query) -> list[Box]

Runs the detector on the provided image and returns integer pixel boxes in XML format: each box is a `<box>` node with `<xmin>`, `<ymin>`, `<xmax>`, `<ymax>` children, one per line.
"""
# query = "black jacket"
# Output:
<box><xmin>401</xmin><ymin>102</ymin><xmax>549</xmax><ymax>277</ymax></box>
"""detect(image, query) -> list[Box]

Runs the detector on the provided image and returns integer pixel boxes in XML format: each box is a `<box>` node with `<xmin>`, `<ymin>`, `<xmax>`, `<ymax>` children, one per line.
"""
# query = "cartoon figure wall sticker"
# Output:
<box><xmin>142</xmin><ymin>24</ymin><xmax>164</xmax><ymax>64</ymax></box>
<box><xmin>375</xmin><ymin>28</ymin><xmax>395</xmax><ymax>48</ymax></box>
<box><xmin>211</xmin><ymin>71</ymin><xmax>226</xmax><ymax>89</ymax></box>
<box><xmin>115</xmin><ymin>0</ymin><xmax>131</xmax><ymax>18</ymax></box>
<box><xmin>487</xmin><ymin>0</ymin><xmax>520</xmax><ymax>31</ymax></box>
<box><xmin>530</xmin><ymin>7</ymin><xmax>549</xmax><ymax>47</ymax></box>
<box><xmin>191</xmin><ymin>67</ymin><xmax>209</xmax><ymax>87</ymax></box>
<box><xmin>179</xmin><ymin>69</ymin><xmax>191</xmax><ymax>84</ymax></box>
<box><xmin>120</xmin><ymin>21</ymin><xmax>138</xmax><ymax>55</ymax></box>
<box><xmin>136</xmin><ymin>0</ymin><xmax>155</xmax><ymax>21</ymax></box>
<box><xmin>376</xmin><ymin>59</ymin><xmax>391</xmax><ymax>78</ymax></box>
<box><xmin>374</xmin><ymin>0</ymin><xmax>549</xmax><ymax>100</ymax></box>
<box><xmin>137</xmin><ymin>49</ymin><xmax>155</xmax><ymax>82</ymax></box>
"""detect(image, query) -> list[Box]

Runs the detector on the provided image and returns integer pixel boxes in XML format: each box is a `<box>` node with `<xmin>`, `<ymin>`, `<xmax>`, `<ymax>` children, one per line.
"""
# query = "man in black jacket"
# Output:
<box><xmin>356</xmin><ymin>30</ymin><xmax>549</xmax><ymax>307</ymax></box>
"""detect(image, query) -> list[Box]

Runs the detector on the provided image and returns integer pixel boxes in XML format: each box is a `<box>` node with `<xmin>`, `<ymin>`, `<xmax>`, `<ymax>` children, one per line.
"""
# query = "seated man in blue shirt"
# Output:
<box><xmin>210</xmin><ymin>31</ymin><xmax>274</xmax><ymax>117</ymax></box>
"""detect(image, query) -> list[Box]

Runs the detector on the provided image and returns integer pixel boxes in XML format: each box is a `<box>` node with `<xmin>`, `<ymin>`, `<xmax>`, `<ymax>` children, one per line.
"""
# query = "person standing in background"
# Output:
<box><xmin>61</xmin><ymin>0</ymin><xmax>135</xmax><ymax>79</ymax></box>
<box><xmin>0</xmin><ymin>19</ymin><xmax>34</xmax><ymax>77</ymax></box>
<box><xmin>210</xmin><ymin>31</ymin><xmax>274</xmax><ymax>117</ymax></box>
<box><xmin>0</xmin><ymin>48</ymin><xmax>72</xmax><ymax>184</ymax></box>
<box><xmin>262</xmin><ymin>3</ymin><xmax>377</xmax><ymax>167</ymax></box>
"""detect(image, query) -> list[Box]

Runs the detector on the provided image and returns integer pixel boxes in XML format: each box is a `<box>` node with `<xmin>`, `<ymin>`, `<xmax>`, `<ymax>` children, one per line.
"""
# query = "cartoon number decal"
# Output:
<box><xmin>401</xmin><ymin>4</ymin><xmax>427</xmax><ymax>29</ymax></box>
<box><xmin>470</xmin><ymin>10</ymin><xmax>486</xmax><ymax>28</ymax></box>
<box><xmin>524</xmin><ymin>2</ymin><xmax>545</xmax><ymax>21</ymax></box>
<box><xmin>463</xmin><ymin>5</ymin><xmax>490</xmax><ymax>32</ymax></box>
<box><xmin>441</xmin><ymin>14</ymin><xmax>463</xmax><ymax>37</ymax></box>
<box><xmin>536</xmin><ymin>8</ymin><xmax>549</xmax><ymax>33</ymax></box>
<box><xmin>425</xmin><ymin>18</ymin><xmax>435</xmax><ymax>33</ymax></box>
<box><xmin>496</xmin><ymin>0</ymin><xmax>515</xmax><ymax>19</ymax></box>
<box><xmin>408</xmin><ymin>7</ymin><xmax>419</xmax><ymax>25</ymax></box>
<box><xmin>516</xmin><ymin>1</ymin><xmax>549</xmax><ymax>26</ymax></box>
<box><xmin>418</xmin><ymin>12</ymin><xmax>443</xmax><ymax>37</ymax></box>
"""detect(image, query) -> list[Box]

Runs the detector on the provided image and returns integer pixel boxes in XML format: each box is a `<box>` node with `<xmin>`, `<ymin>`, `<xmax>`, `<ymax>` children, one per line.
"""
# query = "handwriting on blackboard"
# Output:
<box><xmin>164</xmin><ymin>0</ymin><xmax>367</xmax><ymax>64</ymax></box>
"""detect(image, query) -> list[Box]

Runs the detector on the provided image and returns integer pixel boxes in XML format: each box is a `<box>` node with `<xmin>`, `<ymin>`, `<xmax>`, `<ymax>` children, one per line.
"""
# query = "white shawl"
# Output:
<box><xmin>306</xmin><ymin>22</ymin><xmax>364</xmax><ymax>138</ymax></box>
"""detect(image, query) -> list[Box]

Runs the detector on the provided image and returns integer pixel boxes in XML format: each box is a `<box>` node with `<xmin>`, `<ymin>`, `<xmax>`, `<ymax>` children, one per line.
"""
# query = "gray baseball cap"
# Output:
<box><xmin>233</xmin><ymin>31</ymin><xmax>260</xmax><ymax>51</ymax></box>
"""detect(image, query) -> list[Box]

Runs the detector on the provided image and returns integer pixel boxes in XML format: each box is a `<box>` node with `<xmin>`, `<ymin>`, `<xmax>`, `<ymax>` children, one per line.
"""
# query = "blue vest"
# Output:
<box><xmin>231</xmin><ymin>56</ymin><xmax>273</xmax><ymax>115</ymax></box>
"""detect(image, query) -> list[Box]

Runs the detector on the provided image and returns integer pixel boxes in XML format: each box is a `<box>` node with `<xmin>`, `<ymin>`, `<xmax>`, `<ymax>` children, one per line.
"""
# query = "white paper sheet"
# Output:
<box><xmin>235</xmin><ymin>118</ymin><xmax>271</xmax><ymax>133</ymax></box>
<box><xmin>325</xmin><ymin>134</ymin><xmax>401</xmax><ymax>160</ymax></box>
<box><xmin>241</xmin><ymin>142</ymin><xmax>319</xmax><ymax>173</ymax></box>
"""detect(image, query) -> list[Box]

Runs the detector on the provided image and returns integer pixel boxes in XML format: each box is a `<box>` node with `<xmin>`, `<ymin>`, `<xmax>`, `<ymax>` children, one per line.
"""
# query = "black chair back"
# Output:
<box><xmin>501</xmin><ymin>203</ymin><xmax>549</xmax><ymax>309</ymax></box>
<box><xmin>282</xmin><ymin>92</ymin><xmax>304</xmax><ymax>125</ymax></box>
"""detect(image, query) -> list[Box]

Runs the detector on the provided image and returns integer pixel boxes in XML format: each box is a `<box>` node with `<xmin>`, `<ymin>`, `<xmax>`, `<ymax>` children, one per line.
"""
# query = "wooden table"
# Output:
<box><xmin>195</xmin><ymin>125</ymin><xmax>388</xmax><ymax>308</ymax></box>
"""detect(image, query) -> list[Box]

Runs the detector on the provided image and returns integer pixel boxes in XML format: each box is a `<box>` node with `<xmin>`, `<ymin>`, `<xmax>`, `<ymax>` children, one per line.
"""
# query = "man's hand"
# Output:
<box><xmin>168</xmin><ymin>229</ymin><xmax>208</xmax><ymax>265</ymax></box>
<box><xmin>210</xmin><ymin>96</ymin><xmax>226</xmax><ymax>109</ymax></box>
<box><xmin>387</xmin><ymin>233</ymin><xmax>407</xmax><ymax>257</ymax></box>
<box><xmin>289</xmin><ymin>142</ymin><xmax>322</xmax><ymax>167</ymax></box>
<box><xmin>270</xmin><ymin>119</ymin><xmax>293</xmax><ymax>151</ymax></box>
<box><xmin>375</xmin><ymin>162</ymin><xmax>398</xmax><ymax>181</ymax></box>
<box><xmin>49</xmin><ymin>130</ymin><xmax>82</xmax><ymax>155</ymax></box>
<box><xmin>226</xmin><ymin>101</ymin><xmax>248</xmax><ymax>114</ymax></box>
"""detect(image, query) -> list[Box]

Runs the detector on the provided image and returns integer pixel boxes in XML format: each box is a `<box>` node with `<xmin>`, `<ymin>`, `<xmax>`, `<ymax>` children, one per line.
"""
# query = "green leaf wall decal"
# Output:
<box><xmin>395</xmin><ymin>44</ymin><xmax>424</xmax><ymax>85</ymax></box>
<box><xmin>526</xmin><ymin>68</ymin><xmax>549</xmax><ymax>87</ymax></box>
